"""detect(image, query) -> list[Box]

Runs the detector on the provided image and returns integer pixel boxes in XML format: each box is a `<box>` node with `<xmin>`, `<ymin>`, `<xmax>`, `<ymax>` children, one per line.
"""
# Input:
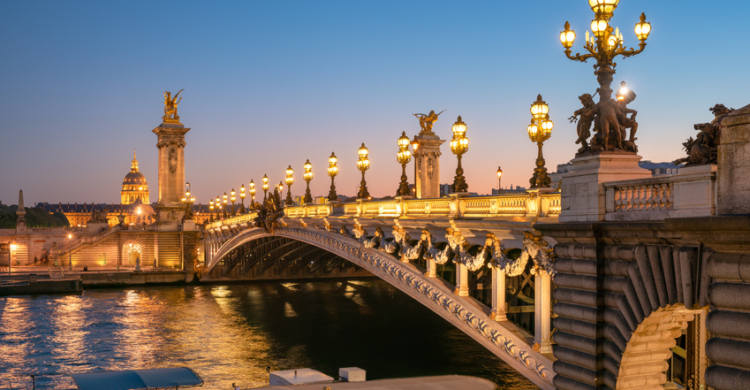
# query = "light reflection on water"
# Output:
<box><xmin>0</xmin><ymin>280</ymin><xmax>536</xmax><ymax>390</ymax></box>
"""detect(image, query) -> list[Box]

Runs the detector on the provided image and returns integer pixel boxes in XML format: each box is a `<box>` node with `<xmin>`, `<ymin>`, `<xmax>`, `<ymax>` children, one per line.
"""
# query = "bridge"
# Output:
<box><xmin>204</xmin><ymin>192</ymin><xmax>561</xmax><ymax>389</ymax></box>
<box><xmin>201</xmin><ymin>101</ymin><xmax>750</xmax><ymax>390</ymax></box>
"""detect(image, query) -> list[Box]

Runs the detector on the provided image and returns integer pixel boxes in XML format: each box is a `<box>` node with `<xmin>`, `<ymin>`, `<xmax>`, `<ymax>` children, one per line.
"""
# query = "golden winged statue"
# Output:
<box><xmin>163</xmin><ymin>89</ymin><xmax>184</xmax><ymax>123</ymax></box>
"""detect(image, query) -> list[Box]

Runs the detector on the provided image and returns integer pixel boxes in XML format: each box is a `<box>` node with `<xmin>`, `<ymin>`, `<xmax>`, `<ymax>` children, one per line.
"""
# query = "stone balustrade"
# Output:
<box><xmin>278</xmin><ymin>192</ymin><xmax>561</xmax><ymax>221</ymax></box>
<box><xmin>604</xmin><ymin>164</ymin><xmax>717</xmax><ymax>221</ymax></box>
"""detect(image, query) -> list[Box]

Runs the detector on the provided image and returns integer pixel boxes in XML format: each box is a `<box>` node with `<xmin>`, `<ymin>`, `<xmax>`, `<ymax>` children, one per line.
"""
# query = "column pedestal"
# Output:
<box><xmin>560</xmin><ymin>153</ymin><xmax>651</xmax><ymax>222</ymax></box>
<box><xmin>153</xmin><ymin>122</ymin><xmax>190</xmax><ymax>230</ymax></box>
<box><xmin>414</xmin><ymin>132</ymin><xmax>445</xmax><ymax>199</ymax></box>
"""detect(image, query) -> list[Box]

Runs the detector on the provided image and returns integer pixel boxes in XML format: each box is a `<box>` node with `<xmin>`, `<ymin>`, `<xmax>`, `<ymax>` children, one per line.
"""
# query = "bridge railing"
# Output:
<box><xmin>282</xmin><ymin>192</ymin><xmax>561</xmax><ymax>220</ymax></box>
<box><xmin>205</xmin><ymin>212</ymin><xmax>257</xmax><ymax>230</ymax></box>
<box><xmin>604</xmin><ymin>165</ymin><xmax>716</xmax><ymax>221</ymax></box>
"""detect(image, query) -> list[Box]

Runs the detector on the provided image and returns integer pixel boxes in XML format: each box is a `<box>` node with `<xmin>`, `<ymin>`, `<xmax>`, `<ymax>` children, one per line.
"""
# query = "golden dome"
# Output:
<box><xmin>121</xmin><ymin>150</ymin><xmax>150</xmax><ymax>205</ymax></box>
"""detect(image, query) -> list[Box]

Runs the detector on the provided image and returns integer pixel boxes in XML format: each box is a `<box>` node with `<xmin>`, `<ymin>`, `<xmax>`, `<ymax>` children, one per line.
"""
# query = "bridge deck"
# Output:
<box><xmin>253</xmin><ymin>375</ymin><xmax>497</xmax><ymax>390</ymax></box>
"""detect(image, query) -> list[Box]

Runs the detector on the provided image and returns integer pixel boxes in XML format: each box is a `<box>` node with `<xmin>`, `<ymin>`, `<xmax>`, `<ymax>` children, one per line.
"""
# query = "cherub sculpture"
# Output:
<box><xmin>573</xmin><ymin>82</ymin><xmax>640</xmax><ymax>155</ymax></box>
<box><xmin>569</xmin><ymin>93</ymin><xmax>596</xmax><ymax>153</ymax></box>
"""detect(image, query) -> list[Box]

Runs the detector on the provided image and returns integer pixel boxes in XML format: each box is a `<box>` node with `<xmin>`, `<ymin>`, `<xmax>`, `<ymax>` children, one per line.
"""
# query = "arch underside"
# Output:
<box><xmin>214</xmin><ymin>236</ymin><xmax>362</xmax><ymax>279</ymax></box>
<box><xmin>552</xmin><ymin>244</ymin><xmax>708</xmax><ymax>390</ymax></box>
<box><xmin>206</xmin><ymin>226</ymin><xmax>555</xmax><ymax>390</ymax></box>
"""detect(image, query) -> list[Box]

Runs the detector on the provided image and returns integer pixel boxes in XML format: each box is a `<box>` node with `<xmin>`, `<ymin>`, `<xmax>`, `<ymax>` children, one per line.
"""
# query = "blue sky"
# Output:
<box><xmin>1</xmin><ymin>0</ymin><xmax>747</xmax><ymax>205</ymax></box>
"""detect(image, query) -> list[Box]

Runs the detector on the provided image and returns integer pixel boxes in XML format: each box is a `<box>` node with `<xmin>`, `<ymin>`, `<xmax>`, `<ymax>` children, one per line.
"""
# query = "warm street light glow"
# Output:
<box><xmin>249</xmin><ymin>180</ymin><xmax>256</xmax><ymax>206</ymax></box>
<box><xmin>527</xmin><ymin>95</ymin><xmax>553</xmax><ymax>189</ymax></box>
<box><xmin>450</xmin><ymin>116</ymin><xmax>469</xmax><ymax>193</ymax></box>
<box><xmin>303</xmin><ymin>159</ymin><xmax>313</xmax><ymax>204</ymax></box>
<box><xmin>634</xmin><ymin>13</ymin><xmax>651</xmax><ymax>41</ymax></box>
<box><xmin>68</xmin><ymin>234</ymin><xmax>72</xmax><ymax>239</ymax></box>
<box><xmin>262</xmin><ymin>174</ymin><xmax>269</xmax><ymax>202</ymax></box>
<box><xmin>496</xmin><ymin>166</ymin><xmax>503</xmax><ymax>193</ymax></box>
<box><xmin>396</xmin><ymin>131</ymin><xmax>413</xmax><ymax>197</ymax></box>
<box><xmin>356</xmin><ymin>143</ymin><xmax>371</xmax><ymax>199</ymax></box>
<box><xmin>285</xmin><ymin>165</ymin><xmax>294</xmax><ymax>205</ymax></box>
<box><xmin>328</xmin><ymin>152</ymin><xmax>339</xmax><ymax>202</ymax></box>
<box><xmin>411</xmin><ymin>135</ymin><xmax>420</xmax><ymax>152</ymax></box>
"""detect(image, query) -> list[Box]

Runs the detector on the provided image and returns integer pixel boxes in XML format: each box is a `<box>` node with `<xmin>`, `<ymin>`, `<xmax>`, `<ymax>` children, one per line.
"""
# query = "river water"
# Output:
<box><xmin>0</xmin><ymin>280</ymin><xmax>536</xmax><ymax>389</ymax></box>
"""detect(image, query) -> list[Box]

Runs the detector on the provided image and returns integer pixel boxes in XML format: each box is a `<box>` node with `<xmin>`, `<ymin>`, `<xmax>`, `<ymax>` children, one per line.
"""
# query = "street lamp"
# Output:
<box><xmin>449</xmin><ymin>116</ymin><xmax>469</xmax><ymax>193</ymax></box>
<box><xmin>356</xmin><ymin>143</ymin><xmax>371</xmax><ymax>200</ymax></box>
<box><xmin>249</xmin><ymin>180</ymin><xmax>256</xmax><ymax>207</ymax></box>
<box><xmin>239</xmin><ymin>184</ymin><xmax>246</xmax><ymax>213</ymax></box>
<box><xmin>181</xmin><ymin>183</ymin><xmax>196</xmax><ymax>220</ymax></box>
<box><xmin>215</xmin><ymin>196</ymin><xmax>222</xmax><ymax>220</ymax></box>
<box><xmin>528</xmin><ymin>95</ymin><xmax>554</xmax><ymax>188</ymax></box>
<box><xmin>303</xmin><ymin>159</ymin><xmax>313</xmax><ymax>204</ymax></box>
<box><xmin>559</xmin><ymin>1</ymin><xmax>651</xmax><ymax>152</ymax></box>
<box><xmin>67</xmin><ymin>234</ymin><xmax>73</xmax><ymax>271</ymax></box>
<box><xmin>327</xmin><ymin>152</ymin><xmax>339</xmax><ymax>202</ymax></box>
<box><xmin>222</xmin><ymin>192</ymin><xmax>228</xmax><ymax>218</ymax></box>
<box><xmin>285</xmin><ymin>165</ymin><xmax>294</xmax><ymax>205</ymax></box>
<box><xmin>278</xmin><ymin>181</ymin><xmax>284</xmax><ymax>204</ymax></box>
<box><xmin>230</xmin><ymin>189</ymin><xmax>236</xmax><ymax>216</ymax></box>
<box><xmin>497</xmin><ymin>167</ymin><xmax>503</xmax><ymax>193</ymax></box>
<box><xmin>411</xmin><ymin>135</ymin><xmax>420</xmax><ymax>196</ymax></box>
<box><xmin>396</xmin><ymin>131</ymin><xmax>412</xmax><ymax>197</ymax></box>
<box><xmin>209</xmin><ymin>200</ymin><xmax>214</xmax><ymax>222</ymax></box>
<box><xmin>262</xmin><ymin>174</ymin><xmax>269</xmax><ymax>202</ymax></box>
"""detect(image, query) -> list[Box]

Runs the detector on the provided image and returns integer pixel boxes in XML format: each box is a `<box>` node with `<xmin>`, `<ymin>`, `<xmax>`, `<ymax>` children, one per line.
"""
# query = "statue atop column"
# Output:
<box><xmin>163</xmin><ymin>89</ymin><xmax>184</xmax><ymax>123</ymax></box>
<box><xmin>570</xmin><ymin>82</ymin><xmax>639</xmax><ymax>156</ymax></box>
<box><xmin>413</xmin><ymin>110</ymin><xmax>446</xmax><ymax>134</ymax></box>
<box><xmin>673</xmin><ymin>104</ymin><xmax>733</xmax><ymax>166</ymax></box>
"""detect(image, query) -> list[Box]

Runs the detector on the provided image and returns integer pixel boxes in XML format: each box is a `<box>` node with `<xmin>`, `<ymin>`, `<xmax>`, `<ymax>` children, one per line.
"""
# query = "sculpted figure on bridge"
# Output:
<box><xmin>572</xmin><ymin>82</ymin><xmax>640</xmax><ymax>156</ymax></box>
<box><xmin>253</xmin><ymin>186</ymin><xmax>283</xmax><ymax>234</ymax></box>
<box><xmin>413</xmin><ymin>109</ymin><xmax>446</xmax><ymax>134</ymax></box>
<box><xmin>163</xmin><ymin>89</ymin><xmax>184</xmax><ymax>123</ymax></box>
<box><xmin>673</xmin><ymin>104</ymin><xmax>733</xmax><ymax>166</ymax></box>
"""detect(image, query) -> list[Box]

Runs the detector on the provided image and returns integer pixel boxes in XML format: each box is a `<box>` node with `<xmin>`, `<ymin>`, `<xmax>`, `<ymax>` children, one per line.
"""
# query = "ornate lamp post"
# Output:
<box><xmin>181</xmin><ymin>183</ymin><xmax>196</xmax><ymax>220</ymax></box>
<box><xmin>303</xmin><ymin>159</ymin><xmax>313</xmax><ymax>204</ymax></box>
<box><xmin>209</xmin><ymin>200</ymin><xmax>214</xmax><ymax>222</ymax></box>
<box><xmin>527</xmin><ymin>95</ymin><xmax>554</xmax><ymax>188</ymax></box>
<box><xmin>285</xmin><ymin>166</ymin><xmax>295</xmax><ymax>205</ymax></box>
<box><xmin>222</xmin><ymin>192</ymin><xmax>228</xmax><ymax>219</ymax></box>
<box><xmin>559</xmin><ymin>1</ymin><xmax>651</xmax><ymax>153</ymax></box>
<box><xmin>215</xmin><ymin>196</ymin><xmax>222</xmax><ymax>220</ymax></box>
<box><xmin>497</xmin><ymin>167</ymin><xmax>503</xmax><ymax>193</ymax></box>
<box><xmin>449</xmin><ymin>116</ymin><xmax>469</xmax><ymax>193</ymax></box>
<box><xmin>356</xmin><ymin>143</ymin><xmax>371</xmax><ymax>200</ymax></box>
<box><xmin>278</xmin><ymin>181</ymin><xmax>284</xmax><ymax>204</ymax></box>
<box><xmin>249</xmin><ymin>180</ymin><xmax>256</xmax><ymax>207</ymax></box>
<box><xmin>230</xmin><ymin>189</ymin><xmax>236</xmax><ymax>216</ymax></box>
<box><xmin>327</xmin><ymin>152</ymin><xmax>339</xmax><ymax>202</ymax></box>
<box><xmin>67</xmin><ymin>234</ymin><xmax>73</xmax><ymax>271</ymax></box>
<box><xmin>411</xmin><ymin>136</ymin><xmax>420</xmax><ymax>196</ymax></box>
<box><xmin>396</xmin><ymin>131</ymin><xmax>413</xmax><ymax>196</ymax></box>
<box><xmin>239</xmin><ymin>184</ymin><xmax>246</xmax><ymax>213</ymax></box>
<box><xmin>262</xmin><ymin>174</ymin><xmax>269</xmax><ymax>202</ymax></box>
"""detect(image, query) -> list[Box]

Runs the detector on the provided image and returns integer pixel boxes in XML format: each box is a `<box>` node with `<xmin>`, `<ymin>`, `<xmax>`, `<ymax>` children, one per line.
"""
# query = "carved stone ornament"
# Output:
<box><xmin>521</xmin><ymin>232</ymin><xmax>556</xmax><ymax>278</ymax></box>
<box><xmin>486</xmin><ymin>233</ymin><xmax>527</xmax><ymax>277</ymax></box>
<box><xmin>571</xmin><ymin>82</ymin><xmax>640</xmax><ymax>156</ymax></box>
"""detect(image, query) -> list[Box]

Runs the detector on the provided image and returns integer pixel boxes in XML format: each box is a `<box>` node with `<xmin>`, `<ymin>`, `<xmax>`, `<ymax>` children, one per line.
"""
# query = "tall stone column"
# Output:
<box><xmin>414</xmin><ymin>132</ymin><xmax>445</xmax><ymax>199</ymax></box>
<box><xmin>534</xmin><ymin>272</ymin><xmax>552</xmax><ymax>354</ymax></box>
<box><xmin>153</xmin><ymin>121</ymin><xmax>190</xmax><ymax>229</ymax></box>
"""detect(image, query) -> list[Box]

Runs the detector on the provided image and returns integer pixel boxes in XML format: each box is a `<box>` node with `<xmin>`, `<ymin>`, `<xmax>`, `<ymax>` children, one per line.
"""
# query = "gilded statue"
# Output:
<box><xmin>413</xmin><ymin>110</ymin><xmax>446</xmax><ymax>134</ymax></box>
<box><xmin>573</xmin><ymin>82</ymin><xmax>639</xmax><ymax>156</ymax></box>
<box><xmin>163</xmin><ymin>89</ymin><xmax>184</xmax><ymax>123</ymax></box>
<box><xmin>673</xmin><ymin>104</ymin><xmax>733</xmax><ymax>166</ymax></box>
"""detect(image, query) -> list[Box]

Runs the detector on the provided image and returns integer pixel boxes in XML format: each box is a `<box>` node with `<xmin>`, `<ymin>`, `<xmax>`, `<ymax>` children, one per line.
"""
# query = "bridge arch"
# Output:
<box><xmin>205</xmin><ymin>226</ymin><xmax>555</xmax><ymax>390</ymax></box>
<box><xmin>552</xmin><ymin>244</ymin><xmax>709</xmax><ymax>390</ymax></box>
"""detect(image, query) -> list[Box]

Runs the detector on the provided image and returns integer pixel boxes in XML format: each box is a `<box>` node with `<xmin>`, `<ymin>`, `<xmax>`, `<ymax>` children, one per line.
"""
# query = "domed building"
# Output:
<box><xmin>121</xmin><ymin>150</ymin><xmax>149</xmax><ymax>205</ymax></box>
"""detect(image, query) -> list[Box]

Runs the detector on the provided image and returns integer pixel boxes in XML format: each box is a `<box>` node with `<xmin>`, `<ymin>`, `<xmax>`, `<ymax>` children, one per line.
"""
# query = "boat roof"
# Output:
<box><xmin>69</xmin><ymin>367</ymin><xmax>203</xmax><ymax>390</ymax></box>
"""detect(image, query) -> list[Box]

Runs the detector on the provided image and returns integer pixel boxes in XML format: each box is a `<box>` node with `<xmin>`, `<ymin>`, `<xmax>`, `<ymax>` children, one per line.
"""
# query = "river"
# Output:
<box><xmin>0</xmin><ymin>280</ymin><xmax>536</xmax><ymax>389</ymax></box>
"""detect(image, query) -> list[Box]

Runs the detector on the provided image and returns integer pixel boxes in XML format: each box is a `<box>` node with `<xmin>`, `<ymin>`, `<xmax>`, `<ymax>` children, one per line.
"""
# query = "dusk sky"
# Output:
<box><xmin>1</xmin><ymin>0</ymin><xmax>747</xmax><ymax>206</ymax></box>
